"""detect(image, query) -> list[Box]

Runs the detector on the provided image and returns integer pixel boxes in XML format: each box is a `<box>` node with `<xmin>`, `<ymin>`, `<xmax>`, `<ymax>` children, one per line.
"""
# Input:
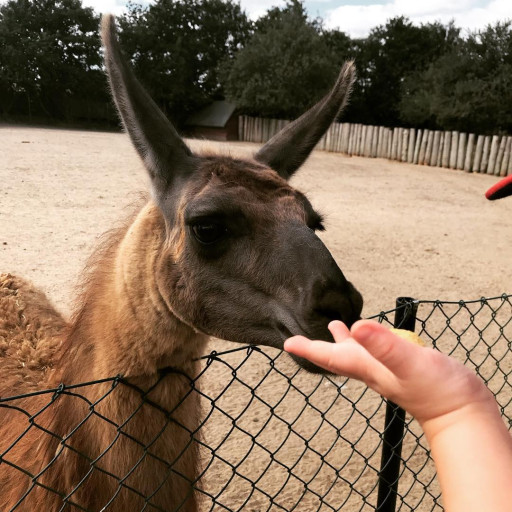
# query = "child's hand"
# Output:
<box><xmin>284</xmin><ymin>320</ymin><xmax>493</xmax><ymax>428</ymax></box>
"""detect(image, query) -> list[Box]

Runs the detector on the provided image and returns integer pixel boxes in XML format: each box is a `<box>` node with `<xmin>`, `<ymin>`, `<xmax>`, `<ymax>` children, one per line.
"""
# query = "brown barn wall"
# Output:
<box><xmin>188</xmin><ymin>127</ymin><xmax>227</xmax><ymax>141</ymax></box>
<box><xmin>225</xmin><ymin>116</ymin><xmax>239</xmax><ymax>140</ymax></box>
<box><xmin>187</xmin><ymin>115</ymin><xmax>239</xmax><ymax>142</ymax></box>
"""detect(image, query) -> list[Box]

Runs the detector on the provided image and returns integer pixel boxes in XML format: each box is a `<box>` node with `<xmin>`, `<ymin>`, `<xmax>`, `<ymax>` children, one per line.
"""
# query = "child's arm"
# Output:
<box><xmin>284</xmin><ymin>320</ymin><xmax>512</xmax><ymax>512</ymax></box>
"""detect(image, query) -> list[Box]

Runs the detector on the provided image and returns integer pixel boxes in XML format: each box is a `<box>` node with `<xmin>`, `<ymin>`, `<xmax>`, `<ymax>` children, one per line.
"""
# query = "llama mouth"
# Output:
<box><xmin>275</xmin><ymin>317</ymin><xmax>315</xmax><ymax>343</ymax></box>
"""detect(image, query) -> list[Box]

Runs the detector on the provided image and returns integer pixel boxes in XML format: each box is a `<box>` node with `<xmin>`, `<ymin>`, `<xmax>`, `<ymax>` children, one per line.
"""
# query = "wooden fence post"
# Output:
<box><xmin>347</xmin><ymin>123</ymin><xmax>354</xmax><ymax>155</ymax></box>
<box><xmin>350</xmin><ymin>123</ymin><xmax>358</xmax><ymax>155</ymax></box>
<box><xmin>331</xmin><ymin>123</ymin><xmax>338</xmax><ymax>152</ymax></box>
<box><xmin>495</xmin><ymin>136</ymin><xmax>507</xmax><ymax>175</ymax></box>
<box><xmin>501</xmin><ymin>137</ymin><xmax>512</xmax><ymax>177</ymax></box>
<box><xmin>449</xmin><ymin>131</ymin><xmax>459</xmax><ymax>169</ymax></box>
<box><xmin>418</xmin><ymin>130</ymin><xmax>429</xmax><ymax>165</ymax></box>
<box><xmin>456</xmin><ymin>133</ymin><xmax>466</xmax><ymax>170</ymax></box>
<box><xmin>370</xmin><ymin>125</ymin><xmax>377</xmax><ymax>157</ymax></box>
<box><xmin>431</xmin><ymin>131</ymin><xmax>440</xmax><ymax>167</ymax></box>
<box><xmin>436</xmin><ymin>132</ymin><xmax>444</xmax><ymax>167</ymax></box>
<box><xmin>425</xmin><ymin>130</ymin><xmax>434</xmax><ymax>165</ymax></box>
<box><xmin>334</xmin><ymin>123</ymin><xmax>340</xmax><ymax>152</ymax></box>
<box><xmin>390</xmin><ymin>128</ymin><xmax>397</xmax><ymax>160</ymax></box>
<box><xmin>350</xmin><ymin>124</ymin><xmax>356</xmax><ymax>156</ymax></box>
<box><xmin>342</xmin><ymin>123</ymin><xmax>349</xmax><ymax>154</ymax></box>
<box><xmin>334</xmin><ymin>123</ymin><xmax>341</xmax><ymax>153</ymax></box>
<box><xmin>325</xmin><ymin>124</ymin><xmax>332</xmax><ymax>152</ymax></box>
<box><xmin>372</xmin><ymin>126</ymin><xmax>379</xmax><ymax>157</ymax></box>
<box><xmin>338</xmin><ymin>123</ymin><xmax>344</xmax><ymax>153</ymax></box>
<box><xmin>487</xmin><ymin>135</ymin><xmax>500</xmax><ymax>175</ymax></box>
<box><xmin>473</xmin><ymin>135</ymin><xmax>484</xmax><ymax>172</ymax></box>
<box><xmin>353</xmin><ymin>123</ymin><xmax>361</xmax><ymax>156</ymax></box>
<box><xmin>355</xmin><ymin>124</ymin><xmax>362</xmax><ymax>156</ymax></box>
<box><xmin>364</xmin><ymin>125</ymin><xmax>372</xmax><ymax>157</ymax></box>
<box><xmin>338</xmin><ymin>123</ymin><xmax>345</xmax><ymax>153</ymax></box>
<box><xmin>464</xmin><ymin>134</ymin><xmax>475</xmax><ymax>172</ymax></box>
<box><xmin>352</xmin><ymin>123</ymin><xmax>360</xmax><ymax>156</ymax></box>
<box><xmin>407</xmin><ymin>129</ymin><xmax>415</xmax><ymax>163</ymax></box>
<box><xmin>442</xmin><ymin>131</ymin><xmax>451</xmax><ymax>167</ymax></box>
<box><xmin>376</xmin><ymin>126</ymin><xmax>383</xmax><ymax>157</ymax></box>
<box><xmin>333</xmin><ymin>123</ymin><xmax>340</xmax><ymax>152</ymax></box>
<box><xmin>413</xmin><ymin>129</ymin><xmax>422</xmax><ymax>164</ymax></box>
<box><xmin>400</xmin><ymin>129</ymin><xmax>408</xmax><ymax>162</ymax></box>
<box><xmin>326</xmin><ymin>124</ymin><xmax>332</xmax><ymax>151</ymax></box>
<box><xmin>397</xmin><ymin>128</ymin><xmax>404</xmax><ymax>161</ymax></box>
<box><xmin>356</xmin><ymin>123</ymin><xmax>362</xmax><ymax>155</ymax></box>
<box><xmin>481</xmin><ymin>136</ymin><xmax>491</xmax><ymax>173</ymax></box>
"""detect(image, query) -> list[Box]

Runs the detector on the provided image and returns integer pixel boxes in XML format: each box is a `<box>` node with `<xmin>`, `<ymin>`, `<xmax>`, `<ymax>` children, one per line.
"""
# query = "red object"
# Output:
<box><xmin>485</xmin><ymin>175</ymin><xmax>512</xmax><ymax>200</ymax></box>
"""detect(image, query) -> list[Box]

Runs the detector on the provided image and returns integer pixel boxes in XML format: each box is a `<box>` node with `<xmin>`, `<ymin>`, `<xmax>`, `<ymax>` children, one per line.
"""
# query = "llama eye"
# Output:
<box><xmin>192</xmin><ymin>222</ymin><xmax>228</xmax><ymax>245</ymax></box>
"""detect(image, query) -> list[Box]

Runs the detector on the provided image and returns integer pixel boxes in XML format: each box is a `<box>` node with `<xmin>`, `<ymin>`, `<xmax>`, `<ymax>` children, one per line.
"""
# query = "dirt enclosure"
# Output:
<box><xmin>2</xmin><ymin>125</ymin><xmax>512</xmax><ymax>511</ymax></box>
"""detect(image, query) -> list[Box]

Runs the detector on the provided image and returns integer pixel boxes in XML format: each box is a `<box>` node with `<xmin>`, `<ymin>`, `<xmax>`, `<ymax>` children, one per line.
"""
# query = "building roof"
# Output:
<box><xmin>186</xmin><ymin>101</ymin><xmax>237</xmax><ymax>128</ymax></box>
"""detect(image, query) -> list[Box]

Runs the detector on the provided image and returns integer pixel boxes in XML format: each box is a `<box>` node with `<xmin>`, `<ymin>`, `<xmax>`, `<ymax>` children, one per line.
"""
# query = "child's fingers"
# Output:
<box><xmin>283</xmin><ymin>337</ymin><xmax>332</xmax><ymax>372</ymax></box>
<box><xmin>350</xmin><ymin>320</ymin><xmax>423</xmax><ymax>378</ymax></box>
<box><xmin>328</xmin><ymin>320</ymin><xmax>351</xmax><ymax>342</ymax></box>
<box><xmin>284</xmin><ymin>335</ymin><xmax>387</xmax><ymax>381</ymax></box>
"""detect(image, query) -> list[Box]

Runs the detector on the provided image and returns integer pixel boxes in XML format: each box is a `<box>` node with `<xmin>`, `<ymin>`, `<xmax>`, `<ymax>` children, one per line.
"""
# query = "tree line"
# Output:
<box><xmin>1</xmin><ymin>0</ymin><xmax>511</xmax><ymax>134</ymax></box>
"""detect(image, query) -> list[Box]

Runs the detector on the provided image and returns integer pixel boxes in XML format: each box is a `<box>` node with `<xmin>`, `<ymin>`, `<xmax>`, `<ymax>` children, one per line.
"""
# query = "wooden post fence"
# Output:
<box><xmin>236</xmin><ymin>116</ymin><xmax>512</xmax><ymax>176</ymax></box>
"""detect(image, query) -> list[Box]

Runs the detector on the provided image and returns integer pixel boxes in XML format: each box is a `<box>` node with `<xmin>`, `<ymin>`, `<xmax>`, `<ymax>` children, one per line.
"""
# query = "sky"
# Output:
<box><xmin>67</xmin><ymin>0</ymin><xmax>512</xmax><ymax>38</ymax></box>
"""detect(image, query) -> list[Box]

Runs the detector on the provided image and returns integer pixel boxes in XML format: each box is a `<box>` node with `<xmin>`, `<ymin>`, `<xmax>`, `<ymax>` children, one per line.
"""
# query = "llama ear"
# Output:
<box><xmin>101</xmin><ymin>14</ymin><xmax>194</xmax><ymax>194</ymax></box>
<box><xmin>255</xmin><ymin>61</ymin><xmax>356</xmax><ymax>180</ymax></box>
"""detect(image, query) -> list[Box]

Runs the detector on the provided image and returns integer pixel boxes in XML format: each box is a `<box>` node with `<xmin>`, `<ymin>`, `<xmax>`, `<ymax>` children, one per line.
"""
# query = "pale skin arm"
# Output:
<box><xmin>284</xmin><ymin>320</ymin><xmax>512</xmax><ymax>512</ymax></box>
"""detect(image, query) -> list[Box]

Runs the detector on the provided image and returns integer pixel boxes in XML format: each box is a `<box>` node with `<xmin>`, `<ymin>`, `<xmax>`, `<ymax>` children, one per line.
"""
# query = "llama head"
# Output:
<box><xmin>101</xmin><ymin>15</ymin><xmax>363</xmax><ymax>373</ymax></box>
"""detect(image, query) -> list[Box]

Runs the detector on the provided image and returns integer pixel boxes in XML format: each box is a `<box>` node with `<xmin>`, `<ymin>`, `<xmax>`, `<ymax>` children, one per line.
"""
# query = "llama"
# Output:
<box><xmin>0</xmin><ymin>14</ymin><xmax>363</xmax><ymax>512</ymax></box>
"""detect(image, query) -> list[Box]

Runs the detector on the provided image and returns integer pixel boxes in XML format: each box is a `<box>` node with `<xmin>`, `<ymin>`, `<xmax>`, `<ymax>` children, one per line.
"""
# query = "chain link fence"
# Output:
<box><xmin>1</xmin><ymin>294</ymin><xmax>511</xmax><ymax>511</ymax></box>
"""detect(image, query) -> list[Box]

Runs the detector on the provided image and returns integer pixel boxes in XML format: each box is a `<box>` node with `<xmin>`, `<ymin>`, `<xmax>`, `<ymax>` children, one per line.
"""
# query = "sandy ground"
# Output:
<box><xmin>3</xmin><ymin>126</ymin><xmax>511</xmax><ymax>315</ymax></box>
<box><xmin>2</xmin><ymin>125</ymin><xmax>512</xmax><ymax>511</ymax></box>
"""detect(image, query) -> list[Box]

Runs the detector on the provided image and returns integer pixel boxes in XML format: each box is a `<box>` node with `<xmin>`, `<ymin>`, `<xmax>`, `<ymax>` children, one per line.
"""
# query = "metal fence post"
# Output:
<box><xmin>376</xmin><ymin>297</ymin><xmax>418</xmax><ymax>511</ymax></box>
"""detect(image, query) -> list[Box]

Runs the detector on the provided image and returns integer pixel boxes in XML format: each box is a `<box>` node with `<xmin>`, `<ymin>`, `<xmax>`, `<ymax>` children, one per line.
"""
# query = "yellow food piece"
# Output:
<box><xmin>390</xmin><ymin>328</ymin><xmax>426</xmax><ymax>347</ymax></box>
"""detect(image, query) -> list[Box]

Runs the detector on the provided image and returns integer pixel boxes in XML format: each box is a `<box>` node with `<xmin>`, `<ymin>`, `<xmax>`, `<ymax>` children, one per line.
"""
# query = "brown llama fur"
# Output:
<box><xmin>0</xmin><ymin>14</ymin><xmax>362</xmax><ymax>512</ymax></box>
<box><xmin>0</xmin><ymin>203</ymin><xmax>207</xmax><ymax>511</ymax></box>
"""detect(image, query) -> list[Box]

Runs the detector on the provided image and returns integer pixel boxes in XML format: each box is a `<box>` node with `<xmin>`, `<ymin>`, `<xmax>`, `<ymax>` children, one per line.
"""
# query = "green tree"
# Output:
<box><xmin>222</xmin><ymin>0</ymin><xmax>340</xmax><ymax>119</ymax></box>
<box><xmin>0</xmin><ymin>0</ymin><xmax>103</xmax><ymax>119</ymax></box>
<box><xmin>119</xmin><ymin>0</ymin><xmax>251</xmax><ymax>126</ymax></box>
<box><xmin>400</xmin><ymin>21</ymin><xmax>512</xmax><ymax>133</ymax></box>
<box><xmin>356</xmin><ymin>16</ymin><xmax>460</xmax><ymax>126</ymax></box>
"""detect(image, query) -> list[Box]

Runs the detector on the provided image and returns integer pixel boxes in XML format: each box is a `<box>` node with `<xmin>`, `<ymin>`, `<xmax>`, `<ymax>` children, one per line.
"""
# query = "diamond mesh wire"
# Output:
<box><xmin>1</xmin><ymin>295</ymin><xmax>511</xmax><ymax>511</ymax></box>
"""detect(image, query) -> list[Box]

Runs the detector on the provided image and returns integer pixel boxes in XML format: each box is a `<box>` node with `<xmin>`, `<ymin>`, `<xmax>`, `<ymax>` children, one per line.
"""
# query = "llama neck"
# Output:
<box><xmin>62</xmin><ymin>202</ymin><xmax>208</xmax><ymax>383</ymax></box>
<box><xmin>36</xmin><ymin>203</ymin><xmax>205</xmax><ymax>511</ymax></box>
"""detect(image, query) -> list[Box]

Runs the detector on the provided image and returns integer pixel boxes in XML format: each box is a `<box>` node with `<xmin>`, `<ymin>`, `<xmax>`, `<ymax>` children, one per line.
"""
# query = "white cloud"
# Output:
<box><xmin>238</xmin><ymin>0</ymin><xmax>287</xmax><ymax>19</ymax></box>
<box><xmin>81</xmin><ymin>0</ymin><xmax>128</xmax><ymax>15</ymax></box>
<box><xmin>80</xmin><ymin>0</ymin><xmax>286</xmax><ymax>18</ymax></box>
<box><xmin>34</xmin><ymin>0</ymin><xmax>511</xmax><ymax>35</ymax></box>
<box><xmin>325</xmin><ymin>0</ymin><xmax>512</xmax><ymax>37</ymax></box>
<box><xmin>80</xmin><ymin>0</ymin><xmax>289</xmax><ymax>19</ymax></box>
<box><xmin>392</xmin><ymin>0</ymin><xmax>476</xmax><ymax>18</ymax></box>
